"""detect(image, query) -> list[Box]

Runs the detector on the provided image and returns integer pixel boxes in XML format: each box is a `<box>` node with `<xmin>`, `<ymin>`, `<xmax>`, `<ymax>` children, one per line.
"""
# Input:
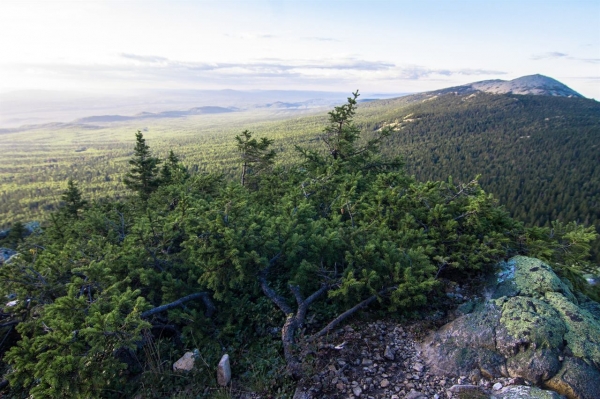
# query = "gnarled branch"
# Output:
<box><xmin>141</xmin><ymin>292</ymin><xmax>215</xmax><ymax>319</ymax></box>
<box><xmin>314</xmin><ymin>285</ymin><xmax>397</xmax><ymax>339</ymax></box>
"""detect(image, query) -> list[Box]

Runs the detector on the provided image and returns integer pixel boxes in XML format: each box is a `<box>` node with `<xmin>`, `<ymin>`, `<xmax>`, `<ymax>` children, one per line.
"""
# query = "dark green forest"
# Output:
<box><xmin>356</xmin><ymin>93</ymin><xmax>600</xmax><ymax>262</ymax></box>
<box><xmin>0</xmin><ymin>94</ymin><xmax>598</xmax><ymax>398</ymax></box>
<box><xmin>360</xmin><ymin>93</ymin><xmax>600</xmax><ymax>229</ymax></box>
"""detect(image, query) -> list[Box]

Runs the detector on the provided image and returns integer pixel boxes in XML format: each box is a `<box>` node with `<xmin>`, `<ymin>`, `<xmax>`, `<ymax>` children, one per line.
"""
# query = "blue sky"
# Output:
<box><xmin>1</xmin><ymin>0</ymin><xmax>598</xmax><ymax>98</ymax></box>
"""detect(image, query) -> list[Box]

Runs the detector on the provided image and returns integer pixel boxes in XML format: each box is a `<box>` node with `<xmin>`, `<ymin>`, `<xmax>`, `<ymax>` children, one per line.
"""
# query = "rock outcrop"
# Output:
<box><xmin>420</xmin><ymin>256</ymin><xmax>600</xmax><ymax>399</ymax></box>
<box><xmin>0</xmin><ymin>247</ymin><xmax>17</xmax><ymax>264</ymax></box>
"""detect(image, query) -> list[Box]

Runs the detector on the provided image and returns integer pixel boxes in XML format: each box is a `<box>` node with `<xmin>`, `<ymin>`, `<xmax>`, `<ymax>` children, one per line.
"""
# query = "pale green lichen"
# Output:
<box><xmin>511</xmin><ymin>256</ymin><xmax>576</xmax><ymax>302</ymax></box>
<box><xmin>498</xmin><ymin>296</ymin><xmax>566</xmax><ymax>350</ymax></box>
<box><xmin>544</xmin><ymin>291</ymin><xmax>600</xmax><ymax>365</ymax></box>
<box><xmin>491</xmin><ymin>385</ymin><xmax>563</xmax><ymax>399</ymax></box>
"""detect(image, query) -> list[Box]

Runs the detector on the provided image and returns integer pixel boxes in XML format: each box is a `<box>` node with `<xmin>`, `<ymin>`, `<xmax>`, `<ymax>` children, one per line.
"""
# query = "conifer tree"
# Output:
<box><xmin>124</xmin><ymin>131</ymin><xmax>161</xmax><ymax>201</ymax></box>
<box><xmin>160</xmin><ymin>150</ymin><xmax>189</xmax><ymax>185</ymax></box>
<box><xmin>235</xmin><ymin>130</ymin><xmax>276</xmax><ymax>187</ymax></box>
<box><xmin>61</xmin><ymin>178</ymin><xmax>87</xmax><ymax>217</ymax></box>
<box><xmin>321</xmin><ymin>90</ymin><xmax>362</xmax><ymax>161</ymax></box>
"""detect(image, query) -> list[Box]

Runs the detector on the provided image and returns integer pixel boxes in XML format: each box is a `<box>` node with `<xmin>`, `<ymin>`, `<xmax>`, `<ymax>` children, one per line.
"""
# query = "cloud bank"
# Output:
<box><xmin>1</xmin><ymin>54</ymin><xmax>509</xmax><ymax>92</ymax></box>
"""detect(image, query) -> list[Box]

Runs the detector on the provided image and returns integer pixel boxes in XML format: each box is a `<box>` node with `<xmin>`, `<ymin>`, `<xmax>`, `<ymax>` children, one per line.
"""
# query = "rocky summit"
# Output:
<box><xmin>433</xmin><ymin>74</ymin><xmax>584</xmax><ymax>98</ymax></box>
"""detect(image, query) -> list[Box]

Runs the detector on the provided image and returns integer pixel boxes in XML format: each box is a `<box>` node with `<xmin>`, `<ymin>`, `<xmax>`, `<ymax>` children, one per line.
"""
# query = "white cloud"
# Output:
<box><xmin>531</xmin><ymin>52</ymin><xmax>569</xmax><ymax>60</ymax></box>
<box><xmin>0</xmin><ymin>55</ymin><xmax>511</xmax><ymax>94</ymax></box>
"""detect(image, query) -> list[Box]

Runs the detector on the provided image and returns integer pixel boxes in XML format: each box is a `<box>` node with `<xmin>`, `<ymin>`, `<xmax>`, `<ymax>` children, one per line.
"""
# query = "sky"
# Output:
<box><xmin>0</xmin><ymin>0</ymin><xmax>599</xmax><ymax>98</ymax></box>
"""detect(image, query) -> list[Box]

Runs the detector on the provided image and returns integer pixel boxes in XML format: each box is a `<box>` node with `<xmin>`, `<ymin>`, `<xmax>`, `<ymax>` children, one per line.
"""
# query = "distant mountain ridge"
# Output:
<box><xmin>0</xmin><ymin>75</ymin><xmax>585</xmax><ymax>133</ymax></box>
<box><xmin>74</xmin><ymin>106</ymin><xmax>236</xmax><ymax>124</ymax></box>
<box><xmin>433</xmin><ymin>74</ymin><xmax>584</xmax><ymax>98</ymax></box>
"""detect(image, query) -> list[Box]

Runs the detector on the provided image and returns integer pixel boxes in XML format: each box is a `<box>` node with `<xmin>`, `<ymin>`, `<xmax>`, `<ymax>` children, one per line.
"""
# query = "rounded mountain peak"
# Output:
<box><xmin>470</xmin><ymin>74</ymin><xmax>583</xmax><ymax>98</ymax></box>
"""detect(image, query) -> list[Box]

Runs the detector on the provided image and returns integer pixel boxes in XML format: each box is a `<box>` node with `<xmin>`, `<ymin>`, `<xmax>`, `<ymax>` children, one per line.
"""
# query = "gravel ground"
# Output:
<box><xmin>293</xmin><ymin>320</ymin><xmax>524</xmax><ymax>399</ymax></box>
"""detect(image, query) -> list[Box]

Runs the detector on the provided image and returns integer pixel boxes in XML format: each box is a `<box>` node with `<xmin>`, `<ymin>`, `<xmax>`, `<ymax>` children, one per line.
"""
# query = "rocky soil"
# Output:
<box><xmin>294</xmin><ymin>320</ymin><xmax>541</xmax><ymax>399</ymax></box>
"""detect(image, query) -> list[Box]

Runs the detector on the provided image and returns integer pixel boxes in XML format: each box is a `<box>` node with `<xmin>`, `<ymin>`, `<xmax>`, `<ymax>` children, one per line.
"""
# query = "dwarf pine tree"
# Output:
<box><xmin>160</xmin><ymin>150</ymin><xmax>189</xmax><ymax>185</ymax></box>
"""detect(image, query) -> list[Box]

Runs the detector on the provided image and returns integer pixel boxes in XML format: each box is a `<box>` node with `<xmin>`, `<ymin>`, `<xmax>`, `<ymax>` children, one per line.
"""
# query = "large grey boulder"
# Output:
<box><xmin>491</xmin><ymin>385</ymin><xmax>564</xmax><ymax>399</ymax></box>
<box><xmin>420</xmin><ymin>256</ymin><xmax>600</xmax><ymax>399</ymax></box>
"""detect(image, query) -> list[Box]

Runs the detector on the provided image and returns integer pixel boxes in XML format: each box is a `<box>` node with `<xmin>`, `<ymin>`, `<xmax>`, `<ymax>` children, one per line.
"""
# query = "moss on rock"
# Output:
<box><xmin>496</xmin><ymin>296</ymin><xmax>566</xmax><ymax>356</ymax></box>
<box><xmin>422</xmin><ymin>257</ymin><xmax>600</xmax><ymax>399</ymax></box>
<box><xmin>491</xmin><ymin>385</ymin><xmax>564</xmax><ymax>399</ymax></box>
<box><xmin>510</xmin><ymin>256</ymin><xmax>576</xmax><ymax>302</ymax></box>
<box><xmin>544</xmin><ymin>292</ymin><xmax>600</xmax><ymax>365</ymax></box>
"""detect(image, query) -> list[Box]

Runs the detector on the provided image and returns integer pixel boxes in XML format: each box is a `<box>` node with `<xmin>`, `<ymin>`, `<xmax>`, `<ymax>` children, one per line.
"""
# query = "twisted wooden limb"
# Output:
<box><xmin>141</xmin><ymin>292</ymin><xmax>215</xmax><ymax>319</ymax></box>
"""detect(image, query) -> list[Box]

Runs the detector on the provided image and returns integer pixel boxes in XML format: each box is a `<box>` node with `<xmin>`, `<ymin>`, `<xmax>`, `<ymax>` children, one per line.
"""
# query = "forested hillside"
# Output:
<box><xmin>354</xmin><ymin>93</ymin><xmax>600</xmax><ymax>260</ymax></box>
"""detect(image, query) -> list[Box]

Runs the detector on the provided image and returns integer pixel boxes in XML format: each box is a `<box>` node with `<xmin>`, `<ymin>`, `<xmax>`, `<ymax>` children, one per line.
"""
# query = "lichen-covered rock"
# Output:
<box><xmin>506</xmin><ymin>349</ymin><xmax>561</xmax><ymax>385</ymax></box>
<box><xmin>494</xmin><ymin>296</ymin><xmax>566</xmax><ymax>356</ymax></box>
<box><xmin>491</xmin><ymin>385</ymin><xmax>564</xmax><ymax>399</ymax></box>
<box><xmin>544</xmin><ymin>292</ymin><xmax>600</xmax><ymax>365</ymax></box>
<box><xmin>544</xmin><ymin>357</ymin><xmax>600</xmax><ymax>399</ymax></box>
<box><xmin>498</xmin><ymin>256</ymin><xmax>576</xmax><ymax>302</ymax></box>
<box><xmin>420</xmin><ymin>302</ymin><xmax>506</xmax><ymax>378</ymax></box>
<box><xmin>419</xmin><ymin>256</ymin><xmax>600</xmax><ymax>399</ymax></box>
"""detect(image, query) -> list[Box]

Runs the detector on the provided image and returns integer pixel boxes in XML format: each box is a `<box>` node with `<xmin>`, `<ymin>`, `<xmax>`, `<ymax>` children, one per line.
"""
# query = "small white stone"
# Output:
<box><xmin>493</xmin><ymin>382</ymin><xmax>503</xmax><ymax>391</ymax></box>
<box><xmin>172</xmin><ymin>351</ymin><xmax>195</xmax><ymax>372</ymax></box>
<box><xmin>217</xmin><ymin>354</ymin><xmax>231</xmax><ymax>386</ymax></box>
<box><xmin>352</xmin><ymin>386</ymin><xmax>362</xmax><ymax>397</ymax></box>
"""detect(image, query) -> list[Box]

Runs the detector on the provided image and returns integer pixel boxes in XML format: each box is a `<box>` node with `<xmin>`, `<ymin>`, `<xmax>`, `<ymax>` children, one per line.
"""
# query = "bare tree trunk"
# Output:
<box><xmin>259</xmin><ymin>264</ymin><xmax>328</xmax><ymax>379</ymax></box>
<box><xmin>241</xmin><ymin>161</ymin><xmax>247</xmax><ymax>187</ymax></box>
<box><xmin>259</xmin><ymin>257</ymin><xmax>399</xmax><ymax>379</ymax></box>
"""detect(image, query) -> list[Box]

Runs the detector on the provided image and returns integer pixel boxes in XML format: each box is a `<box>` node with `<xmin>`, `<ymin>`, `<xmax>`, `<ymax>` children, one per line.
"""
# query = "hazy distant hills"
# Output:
<box><xmin>431</xmin><ymin>74</ymin><xmax>584</xmax><ymax>98</ymax></box>
<box><xmin>0</xmin><ymin>74</ymin><xmax>580</xmax><ymax>131</ymax></box>
<box><xmin>0</xmin><ymin>89</ymin><xmax>406</xmax><ymax>130</ymax></box>
<box><xmin>73</xmin><ymin>106</ymin><xmax>236</xmax><ymax>124</ymax></box>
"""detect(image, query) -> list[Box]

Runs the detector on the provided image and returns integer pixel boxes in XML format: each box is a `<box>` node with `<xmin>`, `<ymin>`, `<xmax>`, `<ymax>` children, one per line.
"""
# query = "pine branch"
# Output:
<box><xmin>314</xmin><ymin>286</ymin><xmax>396</xmax><ymax>339</ymax></box>
<box><xmin>259</xmin><ymin>266</ymin><xmax>292</xmax><ymax>315</ymax></box>
<box><xmin>141</xmin><ymin>292</ymin><xmax>215</xmax><ymax>319</ymax></box>
<box><xmin>0</xmin><ymin>321</ymin><xmax>20</xmax><ymax>329</ymax></box>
